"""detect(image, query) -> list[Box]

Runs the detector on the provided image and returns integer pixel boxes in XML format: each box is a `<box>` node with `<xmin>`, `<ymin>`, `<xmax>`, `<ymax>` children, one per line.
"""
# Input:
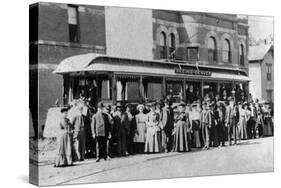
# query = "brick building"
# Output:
<box><xmin>29</xmin><ymin>2</ymin><xmax>249</xmax><ymax>136</ymax></box>
<box><xmin>249</xmin><ymin>44</ymin><xmax>274</xmax><ymax>102</ymax></box>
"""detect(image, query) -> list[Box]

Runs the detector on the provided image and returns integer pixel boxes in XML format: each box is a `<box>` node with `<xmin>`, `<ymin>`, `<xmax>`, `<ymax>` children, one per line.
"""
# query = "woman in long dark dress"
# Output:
<box><xmin>54</xmin><ymin>107</ymin><xmax>74</xmax><ymax>167</ymax></box>
<box><xmin>173</xmin><ymin>102</ymin><xmax>191</xmax><ymax>152</ymax></box>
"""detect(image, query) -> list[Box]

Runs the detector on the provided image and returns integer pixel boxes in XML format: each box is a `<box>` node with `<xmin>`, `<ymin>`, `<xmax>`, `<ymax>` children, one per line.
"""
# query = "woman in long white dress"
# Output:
<box><xmin>133</xmin><ymin>104</ymin><xmax>147</xmax><ymax>153</ymax></box>
<box><xmin>239</xmin><ymin>104</ymin><xmax>248</xmax><ymax>140</ymax></box>
<box><xmin>144</xmin><ymin>102</ymin><xmax>161</xmax><ymax>153</ymax></box>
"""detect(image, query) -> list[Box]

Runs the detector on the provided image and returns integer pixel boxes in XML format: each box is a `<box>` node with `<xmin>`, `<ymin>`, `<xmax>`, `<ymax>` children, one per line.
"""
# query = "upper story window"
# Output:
<box><xmin>159</xmin><ymin>32</ymin><xmax>167</xmax><ymax>59</ymax></box>
<box><xmin>169</xmin><ymin>33</ymin><xmax>176</xmax><ymax>59</ymax></box>
<box><xmin>266</xmin><ymin>64</ymin><xmax>272</xmax><ymax>81</ymax></box>
<box><xmin>67</xmin><ymin>5</ymin><xmax>79</xmax><ymax>43</ymax></box>
<box><xmin>187</xmin><ymin>47</ymin><xmax>199</xmax><ymax>61</ymax></box>
<box><xmin>208</xmin><ymin>37</ymin><xmax>217</xmax><ymax>63</ymax></box>
<box><xmin>222</xmin><ymin>39</ymin><xmax>231</xmax><ymax>63</ymax></box>
<box><xmin>239</xmin><ymin>44</ymin><xmax>245</xmax><ymax>65</ymax></box>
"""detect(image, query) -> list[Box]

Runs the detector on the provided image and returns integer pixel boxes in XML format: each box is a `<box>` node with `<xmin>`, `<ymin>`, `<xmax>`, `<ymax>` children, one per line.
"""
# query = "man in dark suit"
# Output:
<box><xmin>225</xmin><ymin>97</ymin><xmax>239</xmax><ymax>145</ymax></box>
<box><xmin>91</xmin><ymin>102</ymin><xmax>111</xmax><ymax>162</ymax></box>
<box><xmin>161</xmin><ymin>99</ymin><xmax>174</xmax><ymax>152</ymax></box>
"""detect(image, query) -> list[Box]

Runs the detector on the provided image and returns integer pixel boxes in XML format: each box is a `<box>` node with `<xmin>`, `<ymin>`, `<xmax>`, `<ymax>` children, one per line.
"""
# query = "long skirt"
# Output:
<box><xmin>263</xmin><ymin>117</ymin><xmax>273</xmax><ymax>136</ymax></box>
<box><xmin>55</xmin><ymin>131</ymin><xmax>73</xmax><ymax>167</ymax></box>
<box><xmin>173</xmin><ymin>122</ymin><xmax>190</xmax><ymax>152</ymax></box>
<box><xmin>192</xmin><ymin>120</ymin><xmax>201</xmax><ymax>148</ymax></box>
<box><xmin>159</xmin><ymin>129</ymin><xmax>167</xmax><ymax>152</ymax></box>
<box><xmin>239</xmin><ymin>118</ymin><xmax>248</xmax><ymax>140</ymax></box>
<box><xmin>145</xmin><ymin>127</ymin><xmax>160</xmax><ymax>153</ymax></box>
<box><xmin>210</xmin><ymin>124</ymin><xmax>219</xmax><ymax>147</ymax></box>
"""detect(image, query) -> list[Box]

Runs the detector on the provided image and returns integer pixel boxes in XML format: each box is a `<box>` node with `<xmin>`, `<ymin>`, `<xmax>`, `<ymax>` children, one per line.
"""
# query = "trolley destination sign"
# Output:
<box><xmin>174</xmin><ymin>68</ymin><xmax>212</xmax><ymax>76</ymax></box>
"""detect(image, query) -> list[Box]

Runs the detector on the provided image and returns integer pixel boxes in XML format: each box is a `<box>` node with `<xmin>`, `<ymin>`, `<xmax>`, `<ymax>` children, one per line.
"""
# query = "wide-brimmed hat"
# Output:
<box><xmin>136</xmin><ymin>104</ymin><xmax>145</xmax><ymax>110</ymax></box>
<box><xmin>178</xmin><ymin>101</ymin><xmax>186</xmax><ymax>107</ymax></box>
<box><xmin>60</xmin><ymin>106</ymin><xmax>70</xmax><ymax>113</ymax></box>
<box><xmin>116</xmin><ymin>102</ymin><xmax>123</xmax><ymax>108</ymax></box>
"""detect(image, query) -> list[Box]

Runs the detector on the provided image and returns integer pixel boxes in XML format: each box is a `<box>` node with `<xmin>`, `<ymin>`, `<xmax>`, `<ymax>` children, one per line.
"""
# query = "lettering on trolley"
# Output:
<box><xmin>174</xmin><ymin>68</ymin><xmax>212</xmax><ymax>76</ymax></box>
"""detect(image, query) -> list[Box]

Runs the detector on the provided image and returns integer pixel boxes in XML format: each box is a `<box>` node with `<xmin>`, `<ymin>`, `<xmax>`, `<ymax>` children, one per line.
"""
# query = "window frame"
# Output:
<box><xmin>159</xmin><ymin>32</ymin><xmax>167</xmax><ymax>59</ymax></box>
<box><xmin>67</xmin><ymin>5</ymin><xmax>80</xmax><ymax>43</ymax></box>
<box><xmin>266</xmin><ymin>64</ymin><xmax>272</xmax><ymax>81</ymax></box>
<box><xmin>222</xmin><ymin>39</ymin><xmax>231</xmax><ymax>63</ymax></box>
<box><xmin>207</xmin><ymin>37</ymin><xmax>217</xmax><ymax>63</ymax></box>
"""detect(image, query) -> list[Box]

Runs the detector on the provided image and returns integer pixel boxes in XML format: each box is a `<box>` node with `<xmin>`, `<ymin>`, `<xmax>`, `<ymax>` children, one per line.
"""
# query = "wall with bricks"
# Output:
<box><xmin>38</xmin><ymin>2</ymin><xmax>106</xmax><ymax>46</ymax></box>
<box><xmin>152</xmin><ymin>10</ymin><xmax>249</xmax><ymax>70</ymax></box>
<box><xmin>31</xmin><ymin>2</ymin><xmax>107</xmax><ymax>131</ymax></box>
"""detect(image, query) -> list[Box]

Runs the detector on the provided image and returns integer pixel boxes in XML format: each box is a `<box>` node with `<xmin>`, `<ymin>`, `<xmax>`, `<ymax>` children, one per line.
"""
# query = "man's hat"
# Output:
<box><xmin>208</xmin><ymin>101</ymin><xmax>215</xmax><ymax>107</ymax></box>
<box><xmin>147</xmin><ymin>101</ymin><xmax>156</xmax><ymax>107</ymax></box>
<box><xmin>178</xmin><ymin>101</ymin><xmax>186</xmax><ymax>107</ymax></box>
<box><xmin>228</xmin><ymin>96</ymin><xmax>234</xmax><ymax>101</ymax></box>
<box><xmin>125</xmin><ymin>103</ymin><xmax>132</xmax><ymax>108</ymax></box>
<box><xmin>202</xmin><ymin>101</ymin><xmax>207</xmax><ymax>105</ymax></box>
<box><xmin>191</xmin><ymin>102</ymin><xmax>198</xmax><ymax>107</ymax></box>
<box><xmin>97</xmin><ymin>101</ymin><xmax>105</xmax><ymax>108</ymax></box>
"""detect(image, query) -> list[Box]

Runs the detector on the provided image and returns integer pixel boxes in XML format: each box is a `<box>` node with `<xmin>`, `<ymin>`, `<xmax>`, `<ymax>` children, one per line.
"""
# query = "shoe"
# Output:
<box><xmin>104</xmin><ymin>156</ymin><xmax>111</xmax><ymax>161</ymax></box>
<box><xmin>96</xmin><ymin>158</ymin><xmax>100</xmax><ymax>163</ymax></box>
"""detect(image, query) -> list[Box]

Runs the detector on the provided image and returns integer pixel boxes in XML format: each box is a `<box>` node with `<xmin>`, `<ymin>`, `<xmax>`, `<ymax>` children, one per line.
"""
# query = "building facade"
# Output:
<box><xmin>29</xmin><ymin>2</ymin><xmax>249</xmax><ymax>136</ymax></box>
<box><xmin>249</xmin><ymin>44</ymin><xmax>274</xmax><ymax>102</ymax></box>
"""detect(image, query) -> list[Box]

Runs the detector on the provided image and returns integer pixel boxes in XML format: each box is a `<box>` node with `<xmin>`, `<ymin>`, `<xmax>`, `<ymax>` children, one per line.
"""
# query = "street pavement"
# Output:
<box><xmin>36</xmin><ymin>137</ymin><xmax>274</xmax><ymax>186</ymax></box>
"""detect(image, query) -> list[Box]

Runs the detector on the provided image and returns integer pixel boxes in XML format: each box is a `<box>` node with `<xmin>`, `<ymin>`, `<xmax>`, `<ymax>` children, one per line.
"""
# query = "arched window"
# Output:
<box><xmin>160</xmin><ymin>32</ymin><xmax>167</xmax><ymax>59</ymax></box>
<box><xmin>169</xmin><ymin>33</ymin><xmax>176</xmax><ymax>59</ymax></box>
<box><xmin>222</xmin><ymin>39</ymin><xmax>231</xmax><ymax>63</ymax></box>
<box><xmin>239</xmin><ymin>44</ymin><xmax>244</xmax><ymax>65</ymax></box>
<box><xmin>208</xmin><ymin>37</ymin><xmax>217</xmax><ymax>63</ymax></box>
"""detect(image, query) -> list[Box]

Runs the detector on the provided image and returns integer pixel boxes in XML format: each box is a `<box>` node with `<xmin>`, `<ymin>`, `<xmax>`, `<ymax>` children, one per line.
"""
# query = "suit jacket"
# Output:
<box><xmin>161</xmin><ymin>106</ymin><xmax>174</xmax><ymax>134</ymax></box>
<box><xmin>200</xmin><ymin>110</ymin><xmax>211</xmax><ymax>128</ymax></box>
<box><xmin>225</xmin><ymin>105</ymin><xmax>239</xmax><ymax>125</ymax></box>
<box><xmin>71</xmin><ymin>114</ymin><xmax>84</xmax><ymax>138</ymax></box>
<box><xmin>91</xmin><ymin>112</ymin><xmax>110</xmax><ymax>137</ymax></box>
<box><xmin>113</xmin><ymin>112</ymin><xmax>129</xmax><ymax>136</ymax></box>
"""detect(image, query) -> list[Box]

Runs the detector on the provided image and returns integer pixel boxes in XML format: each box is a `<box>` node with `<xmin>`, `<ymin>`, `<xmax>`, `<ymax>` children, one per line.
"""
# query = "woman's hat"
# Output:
<box><xmin>60</xmin><ymin>106</ymin><xmax>70</xmax><ymax>113</ymax></box>
<box><xmin>116</xmin><ymin>102</ymin><xmax>123</xmax><ymax>108</ymax></box>
<box><xmin>136</xmin><ymin>104</ymin><xmax>145</xmax><ymax>110</ymax></box>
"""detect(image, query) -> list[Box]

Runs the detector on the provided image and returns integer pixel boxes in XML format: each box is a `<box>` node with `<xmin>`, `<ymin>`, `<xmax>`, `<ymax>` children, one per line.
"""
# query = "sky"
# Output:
<box><xmin>247</xmin><ymin>15</ymin><xmax>274</xmax><ymax>41</ymax></box>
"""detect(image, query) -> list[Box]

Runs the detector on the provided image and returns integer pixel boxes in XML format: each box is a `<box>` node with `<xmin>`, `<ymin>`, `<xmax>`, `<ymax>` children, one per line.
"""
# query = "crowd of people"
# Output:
<box><xmin>54</xmin><ymin>91</ymin><xmax>274</xmax><ymax>168</ymax></box>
